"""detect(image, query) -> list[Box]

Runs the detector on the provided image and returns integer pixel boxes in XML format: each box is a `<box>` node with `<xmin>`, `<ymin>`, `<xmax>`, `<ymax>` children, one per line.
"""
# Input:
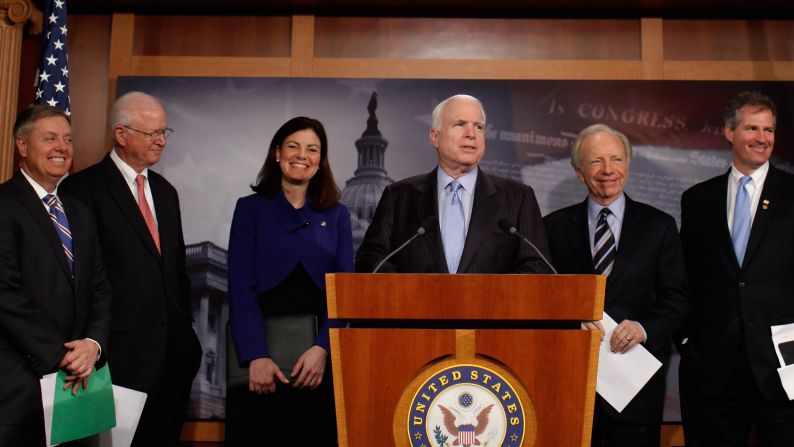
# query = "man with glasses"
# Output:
<box><xmin>61</xmin><ymin>92</ymin><xmax>201</xmax><ymax>447</ymax></box>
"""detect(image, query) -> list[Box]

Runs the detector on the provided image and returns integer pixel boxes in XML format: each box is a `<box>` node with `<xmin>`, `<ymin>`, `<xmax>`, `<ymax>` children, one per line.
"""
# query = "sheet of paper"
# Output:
<box><xmin>40</xmin><ymin>373</ymin><xmax>57</xmax><ymax>446</ymax></box>
<box><xmin>51</xmin><ymin>366</ymin><xmax>116</xmax><ymax>445</ymax></box>
<box><xmin>41</xmin><ymin>373</ymin><xmax>147</xmax><ymax>447</ymax></box>
<box><xmin>97</xmin><ymin>385</ymin><xmax>147</xmax><ymax>447</ymax></box>
<box><xmin>771</xmin><ymin>322</ymin><xmax>794</xmax><ymax>368</ymax></box>
<box><xmin>771</xmin><ymin>323</ymin><xmax>794</xmax><ymax>401</ymax></box>
<box><xmin>595</xmin><ymin>312</ymin><xmax>663</xmax><ymax>413</ymax></box>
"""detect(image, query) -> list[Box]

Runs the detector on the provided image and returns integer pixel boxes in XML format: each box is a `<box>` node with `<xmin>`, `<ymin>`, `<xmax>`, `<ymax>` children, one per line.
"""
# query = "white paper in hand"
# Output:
<box><xmin>39</xmin><ymin>373</ymin><xmax>58</xmax><ymax>446</ymax></box>
<box><xmin>595</xmin><ymin>312</ymin><xmax>662</xmax><ymax>413</ymax></box>
<box><xmin>97</xmin><ymin>385</ymin><xmax>147</xmax><ymax>447</ymax></box>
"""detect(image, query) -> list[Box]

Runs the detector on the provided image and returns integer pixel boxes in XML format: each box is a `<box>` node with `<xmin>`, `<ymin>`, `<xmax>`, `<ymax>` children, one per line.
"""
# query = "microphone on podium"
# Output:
<box><xmin>498</xmin><ymin>219</ymin><xmax>558</xmax><ymax>274</ymax></box>
<box><xmin>372</xmin><ymin>216</ymin><xmax>438</xmax><ymax>273</ymax></box>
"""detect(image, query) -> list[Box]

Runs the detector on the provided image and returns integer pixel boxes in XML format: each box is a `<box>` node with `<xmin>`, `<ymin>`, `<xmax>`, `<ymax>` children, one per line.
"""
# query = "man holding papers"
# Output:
<box><xmin>0</xmin><ymin>105</ymin><xmax>111</xmax><ymax>445</ymax></box>
<box><xmin>679</xmin><ymin>92</ymin><xmax>794</xmax><ymax>446</ymax></box>
<box><xmin>544</xmin><ymin>123</ymin><xmax>690</xmax><ymax>447</ymax></box>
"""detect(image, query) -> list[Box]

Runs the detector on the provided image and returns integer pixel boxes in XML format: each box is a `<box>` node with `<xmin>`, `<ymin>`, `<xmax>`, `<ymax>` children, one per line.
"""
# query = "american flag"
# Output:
<box><xmin>34</xmin><ymin>0</ymin><xmax>70</xmax><ymax>115</ymax></box>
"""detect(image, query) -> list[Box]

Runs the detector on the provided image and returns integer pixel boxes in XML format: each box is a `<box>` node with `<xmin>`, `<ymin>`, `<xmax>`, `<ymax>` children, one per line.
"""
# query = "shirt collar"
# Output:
<box><xmin>730</xmin><ymin>161</ymin><xmax>769</xmax><ymax>186</ymax></box>
<box><xmin>437</xmin><ymin>166</ymin><xmax>478</xmax><ymax>195</ymax></box>
<box><xmin>20</xmin><ymin>166</ymin><xmax>60</xmax><ymax>200</ymax></box>
<box><xmin>110</xmin><ymin>148</ymin><xmax>149</xmax><ymax>186</ymax></box>
<box><xmin>587</xmin><ymin>192</ymin><xmax>626</xmax><ymax>222</ymax></box>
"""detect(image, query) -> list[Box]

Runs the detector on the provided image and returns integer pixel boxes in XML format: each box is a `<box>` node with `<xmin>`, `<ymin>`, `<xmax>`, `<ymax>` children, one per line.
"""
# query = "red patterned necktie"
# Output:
<box><xmin>136</xmin><ymin>174</ymin><xmax>161</xmax><ymax>254</ymax></box>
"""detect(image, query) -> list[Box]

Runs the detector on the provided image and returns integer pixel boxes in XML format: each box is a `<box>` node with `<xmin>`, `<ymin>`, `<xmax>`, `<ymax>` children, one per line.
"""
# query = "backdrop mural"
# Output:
<box><xmin>116</xmin><ymin>76</ymin><xmax>794</xmax><ymax>421</ymax></box>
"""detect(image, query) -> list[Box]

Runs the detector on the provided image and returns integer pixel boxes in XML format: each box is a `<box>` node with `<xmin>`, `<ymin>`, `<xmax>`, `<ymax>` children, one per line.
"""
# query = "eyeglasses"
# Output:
<box><xmin>122</xmin><ymin>126</ymin><xmax>174</xmax><ymax>139</ymax></box>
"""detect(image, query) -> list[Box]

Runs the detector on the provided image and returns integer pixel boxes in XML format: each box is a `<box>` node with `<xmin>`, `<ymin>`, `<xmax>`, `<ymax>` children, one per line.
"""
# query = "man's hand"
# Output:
<box><xmin>59</xmin><ymin>339</ymin><xmax>99</xmax><ymax>378</ymax></box>
<box><xmin>610</xmin><ymin>319</ymin><xmax>646</xmax><ymax>353</ymax></box>
<box><xmin>63</xmin><ymin>375</ymin><xmax>90</xmax><ymax>395</ymax></box>
<box><xmin>581</xmin><ymin>320</ymin><xmax>606</xmax><ymax>341</ymax></box>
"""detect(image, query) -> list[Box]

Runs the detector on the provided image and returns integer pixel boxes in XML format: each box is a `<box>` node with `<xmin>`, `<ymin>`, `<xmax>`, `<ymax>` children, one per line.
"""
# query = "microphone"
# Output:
<box><xmin>498</xmin><ymin>219</ymin><xmax>558</xmax><ymax>274</ymax></box>
<box><xmin>372</xmin><ymin>216</ymin><xmax>438</xmax><ymax>273</ymax></box>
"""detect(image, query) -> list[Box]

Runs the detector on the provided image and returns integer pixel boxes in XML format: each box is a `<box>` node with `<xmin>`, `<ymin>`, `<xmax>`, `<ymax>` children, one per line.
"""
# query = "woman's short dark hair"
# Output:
<box><xmin>252</xmin><ymin>116</ymin><xmax>341</xmax><ymax>210</ymax></box>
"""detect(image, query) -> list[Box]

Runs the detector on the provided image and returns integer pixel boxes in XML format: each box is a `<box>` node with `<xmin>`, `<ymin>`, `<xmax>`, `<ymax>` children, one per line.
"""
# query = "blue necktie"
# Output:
<box><xmin>43</xmin><ymin>194</ymin><xmax>74</xmax><ymax>272</ymax></box>
<box><xmin>732</xmin><ymin>175</ymin><xmax>752</xmax><ymax>266</ymax></box>
<box><xmin>442</xmin><ymin>180</ymin><xmax>465</xmax><ymax>274</ymax></box>
<box><xmin>593</xmin><ymin>208</ymin><xmax>616</xmax><ymax>276</ymax></box>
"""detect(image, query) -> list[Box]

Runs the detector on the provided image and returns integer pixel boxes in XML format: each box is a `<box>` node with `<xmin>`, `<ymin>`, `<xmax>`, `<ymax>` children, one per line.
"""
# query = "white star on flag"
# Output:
<box><xmin>35</xmin><ymin>0</ymin><xmax>70</xmax><ymax>116</ymax></box>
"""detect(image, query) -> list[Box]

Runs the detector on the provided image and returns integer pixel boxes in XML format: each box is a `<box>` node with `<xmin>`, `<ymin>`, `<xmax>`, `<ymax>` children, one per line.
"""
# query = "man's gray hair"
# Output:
<box><xmin>431</xmin><ymin>94</ymin><xmax>487</xmax><ymax>129</ymax></box>
<box><xmin>570</xmin><ymin>123</ymin><xmax>633</xmax><ymax>169</ymax></box>
<box><xmin>108</xmin><ymin>91</ymin><xmax>164</xmax><ymax>134</ymax></box>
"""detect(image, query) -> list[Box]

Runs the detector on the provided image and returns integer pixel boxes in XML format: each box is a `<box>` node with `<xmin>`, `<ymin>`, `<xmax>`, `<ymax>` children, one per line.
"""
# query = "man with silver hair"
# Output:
<box><xmin>61</xmin><ymin>92</ymin><xmax>201</xmax><ymax>446</ymax></box>
<box><xmin>356</xmin><ymin>94</ymin><xmax>551</xmax><ymax>274</ymax></box>
<box><xmin>544</xmin><ymin>123</ymin><xmax>690</xmax><ymax>447</ymax></box>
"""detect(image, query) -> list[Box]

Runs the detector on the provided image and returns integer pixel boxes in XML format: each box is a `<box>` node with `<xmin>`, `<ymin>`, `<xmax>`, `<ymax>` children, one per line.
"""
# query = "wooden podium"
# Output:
<box><xmin>326</xmin><ymin>273</ymin><xmax>605</xmax><ymax>447</ymax></box>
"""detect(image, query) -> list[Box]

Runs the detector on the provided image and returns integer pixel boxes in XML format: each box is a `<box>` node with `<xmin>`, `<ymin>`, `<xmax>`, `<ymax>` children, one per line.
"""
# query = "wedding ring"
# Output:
<box><xmin>311</xmin><ymin>377</ymin><xmax>318</xmax><ymax>385</ymax></box>
<box><xmin>626</xmin><ymin>335</ymin><xmax>632</xmax><ymax>341</ymax></box>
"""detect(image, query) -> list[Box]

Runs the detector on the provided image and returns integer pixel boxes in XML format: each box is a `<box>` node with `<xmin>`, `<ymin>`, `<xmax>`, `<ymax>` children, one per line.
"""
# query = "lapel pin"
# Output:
<box><xmin>321</xmin><ymin>221</ymin><xmax>327</xmax><ymax>227</ymax></box>
<box><xmin>762</xmin><ymin>199</ymin><xmax>769</xmax><ymax>210</ymax></box>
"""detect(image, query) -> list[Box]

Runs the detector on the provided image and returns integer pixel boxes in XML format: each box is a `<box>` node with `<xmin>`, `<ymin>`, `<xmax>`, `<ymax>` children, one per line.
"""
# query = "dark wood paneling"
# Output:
<box><xmin>664</xmin><ymin>20</ymin><xmax>794</xmax><ymax>61</ymax></box>
<box><xmin>69</xmin><ymin>14</ymin><xmax>112</xmax><ymax>170</ymax></box>
<box><xmin>315</xmin><ymin>17</ymin><xmax>641</xmax><ymax>60</ymax></box>
<box><xmin>133</xmin><ymin>15</ymin><xmax>291</xmax><ymax>57</ymax></box>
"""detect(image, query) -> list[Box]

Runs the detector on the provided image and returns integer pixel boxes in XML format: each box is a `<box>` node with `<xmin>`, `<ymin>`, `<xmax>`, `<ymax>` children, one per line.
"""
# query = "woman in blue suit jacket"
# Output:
<box><xmin>226</xmin><ymin>117</ymin><xmax>353</xmax><ymax>446</ymax></box>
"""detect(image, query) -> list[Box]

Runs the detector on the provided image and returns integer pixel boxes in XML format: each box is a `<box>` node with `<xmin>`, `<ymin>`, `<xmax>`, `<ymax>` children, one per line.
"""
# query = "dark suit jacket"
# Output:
<box><xmin>228</xmin><ymin>192</ymin><xmax>353</xmax><ymax>363</ymax></box>
<box><xmin>60</xmin><ymin>154</ymin><xmax>201</xmax><ymax>395</ymax></box>
<box><xmin>355</xmin><ymin>168</ymin><xmax>552</xmax><ymax>273</ymax></box>
<box><xmin>544</xmin><ymin>195</ymin><xmax>690</xmax><ymax>423</ymax></box>
<box><xmin>680</xmin><ymin>164</ymin><xmax>794</xmax><ymax>402</ymax></box>
<box><xmin>0</xmin><ymin>171</ymin><xmax>111</xmax><ymax>444</ymax></box>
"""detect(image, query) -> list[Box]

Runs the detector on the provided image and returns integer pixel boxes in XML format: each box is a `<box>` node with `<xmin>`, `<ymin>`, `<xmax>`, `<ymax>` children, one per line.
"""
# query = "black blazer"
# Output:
<box><xmin>0</xmin><ymin>171</ymin><xmax>111</xmax><ymax>444</ymax></box>
<box><xmin>60</xmin><ymin>154</ymin><xmax>201</xmax><ymax>394</ymax></box>
<box><xmin>680</xmin><ymin>164</ymin><xmax>794</xmax><ymax>402</ymax></box>
<box><xmin>355</xmin><ymin>168</ymin><xmax>552</xmax><ymax>274</ymax></box>
<box><xmin>544</xmin><ymin>195</ymin><xmax>690</xmax><ymax>423</ymax></box>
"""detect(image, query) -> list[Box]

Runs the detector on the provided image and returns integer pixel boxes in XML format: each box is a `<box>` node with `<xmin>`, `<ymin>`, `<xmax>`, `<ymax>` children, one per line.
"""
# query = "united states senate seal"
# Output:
<box><xmin>407</xmin><ymin>364</ymin><xmax>525</xmax><ymax>447</ymax></box>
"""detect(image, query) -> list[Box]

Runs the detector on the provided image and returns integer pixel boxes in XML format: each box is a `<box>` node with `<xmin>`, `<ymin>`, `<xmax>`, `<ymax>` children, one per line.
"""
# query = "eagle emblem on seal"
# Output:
<box><xmin>438</xmin><ymin>403</ymin><xmax>494</xmax><ymax>447</ymax></box>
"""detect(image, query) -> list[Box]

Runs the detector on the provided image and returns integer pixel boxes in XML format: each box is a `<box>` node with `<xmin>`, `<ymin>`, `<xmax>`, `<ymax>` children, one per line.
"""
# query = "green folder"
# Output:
<box><xmin>51</xmin><ymin>364</ymin><xmax>116</xmax><ymax>444</ymax></box>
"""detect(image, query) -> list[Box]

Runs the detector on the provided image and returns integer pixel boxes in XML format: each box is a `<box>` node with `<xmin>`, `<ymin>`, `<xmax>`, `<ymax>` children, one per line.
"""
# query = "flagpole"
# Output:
<box><xmin>0</xmin><ymin>0</ymin><xmax>42</xmax><ymax>182</ymax></box>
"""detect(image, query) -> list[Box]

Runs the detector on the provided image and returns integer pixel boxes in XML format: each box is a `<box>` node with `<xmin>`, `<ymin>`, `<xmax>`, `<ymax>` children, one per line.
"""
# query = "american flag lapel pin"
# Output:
<box><xmin>321</xmin><ymin>221</ymin><xmax>327</xmax><ymax>227</ymax></box>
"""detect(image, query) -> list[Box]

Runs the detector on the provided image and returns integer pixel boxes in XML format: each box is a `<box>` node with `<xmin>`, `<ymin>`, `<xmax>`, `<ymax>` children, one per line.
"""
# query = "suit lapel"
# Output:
<box><xmin>610</xmin><ymin>195</ymin><xmax>641</xmax><ymax>286</ymax></box>
<box><xmin>564</xmin><ymin>199</ymin><xmax>594</xmax><ymax>274</ymax></box>
<box><xmin>710</xmin><ymin>172</ymin><xmax>741</xmax><ymax>270</ymax></box>
<box><xmin>11</xmin><ymin>171</ymin><xmax>73</xmax><ymax>279</ymax></box>
<box><xmin>149</xmin><ymin>172</ymin><xmax>175</xmax><ymax>261</ymax></box>
<box><xmin>743</xmin><ymin>165</ymin><xmax>781</xmax><ymax>268</ymax></box>
<box><xmin>416</xmin><ymin>170</ymin><xmax>447</xmax><ymax>272</ymax></box>
<box><xmin>101</xmin><ymin>155</ymin><xmax>162</xmax><ymax>260</ymax></box>
<box><xmin>458</xmin><ymin>171</ymin><xmax>497</xmax><ymax>273</ymax></box>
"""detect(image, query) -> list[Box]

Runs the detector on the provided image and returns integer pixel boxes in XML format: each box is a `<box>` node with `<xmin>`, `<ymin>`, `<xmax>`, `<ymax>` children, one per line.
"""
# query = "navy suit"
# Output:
<box><xmin>0</xmin><ymin>171</ymin><xmax>111</xmax><ymax>446</ymax></box>
<box><xmin>356</xmin><ymin>168</ymin><xmax>551</xmax><ymax>273</ymax></box>
<box><xmin>680</xmin><ymin>165</ymin><xmax>794</xmax><ymax>445</ymax></box>
<box><xmin>544</xmin><ymin>195</ymin><xmax>690</xmax><ymax>446</ymax></box>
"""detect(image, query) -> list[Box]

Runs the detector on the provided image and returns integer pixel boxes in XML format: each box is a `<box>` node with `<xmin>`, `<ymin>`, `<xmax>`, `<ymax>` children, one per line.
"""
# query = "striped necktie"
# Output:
<box><xmin>43</xmin><ymin>194</ymin><xmax>74</xmax><ymax>272</ymax></box>
<box><xmin>593</xmin><ymin>208</ymin><xmax>616</xmax><ymax>276</ymax></box>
